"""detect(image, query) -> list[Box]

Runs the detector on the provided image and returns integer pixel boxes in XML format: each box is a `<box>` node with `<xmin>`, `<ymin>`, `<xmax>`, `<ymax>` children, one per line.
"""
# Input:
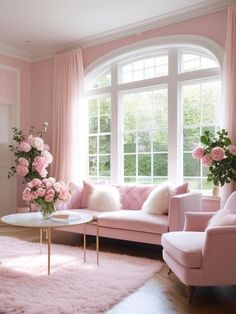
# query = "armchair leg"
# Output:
<box><xmin>186</xmin><ymin>286</ymin><xmax>195</xmax><ymax>304</ymax></box>
<box><xmin>168</xmin><ymin>268</ymin><xmax>172</xmax><ymax>275</ymax></box>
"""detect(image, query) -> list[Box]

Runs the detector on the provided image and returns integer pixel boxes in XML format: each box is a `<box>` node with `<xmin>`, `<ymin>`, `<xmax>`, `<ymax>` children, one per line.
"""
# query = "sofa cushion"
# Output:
<box><xmin>98</xmin><ymin>210</ymin><xmax>169</xmax><ymax>234</ymax></box>
<box><xmin>117</xmin><ymin>185</ymin><xmax>155</xmax><ymax>210</ymax></box>
<box><xmin>62</xmin><ymin>208</ymin><xmax>110</xmax><ymax>219</ymax></box>
<box><xmin>88</xmin><ymin>185</ymin><xmax>121</xmax><ymax>211</ymax></box>
<box><xmin>161</xmin><ymin>231</ymin><xmax>205</xmax><ymax>268</ymax></box>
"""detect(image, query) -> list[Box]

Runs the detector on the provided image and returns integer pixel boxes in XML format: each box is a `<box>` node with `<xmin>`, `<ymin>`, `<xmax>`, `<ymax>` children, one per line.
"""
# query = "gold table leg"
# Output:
<box><xmin>84</xmin><ymin>223</ymin><xmax>86</xmax><ymax>262</ymax></box>
<box><xmin>40</xmin><ymin>228</ymin><xmax>43</xmax><ymax>254</ymax></box>
<box><xmin>83</xmin><ymin>220</ymin><xmax>99</xmax><ymax>265</ymax></box>
<box><xmin>96</xmin><ymin>220</ymin><xmax>99</xmax><ymax>266</ymax></box>
<box><xmin>47</xmin><ymin>228</ymin><xmax>51</xmax><ymax>275</ymax></box>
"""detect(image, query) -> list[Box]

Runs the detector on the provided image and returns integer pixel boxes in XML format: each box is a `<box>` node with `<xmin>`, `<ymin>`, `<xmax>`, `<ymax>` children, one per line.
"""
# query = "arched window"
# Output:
<box><xmin>85</xmin><ymin>37</ymin><xmax>222</xmax><ymax>191</ymax></box>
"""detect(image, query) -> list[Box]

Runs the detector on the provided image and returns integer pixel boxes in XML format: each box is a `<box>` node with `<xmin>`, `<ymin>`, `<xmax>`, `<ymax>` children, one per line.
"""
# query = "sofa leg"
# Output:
<box><xmin>168</xmin><ymin>268</ymin><xmax>172</xmax><ymax>275</ymax></box>
<box><xmin>186</xmin><ymin>286</ymin><xmax>195</xmax><ymax>304</ymax></box>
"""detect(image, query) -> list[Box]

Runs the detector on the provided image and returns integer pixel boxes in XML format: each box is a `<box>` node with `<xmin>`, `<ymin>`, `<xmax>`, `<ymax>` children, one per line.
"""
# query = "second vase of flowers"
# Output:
<box><xmin>192</xmin><ymin>129</ymin><xmax>236</xmax><ymax>188</ymax></box>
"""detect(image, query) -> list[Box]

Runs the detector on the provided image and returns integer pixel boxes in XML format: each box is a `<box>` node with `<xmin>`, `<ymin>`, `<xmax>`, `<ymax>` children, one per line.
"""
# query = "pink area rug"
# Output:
<box><xmin>0</xmin><ymin>236</ymin><xmax>162</xmax><ymax>314</ymax></box>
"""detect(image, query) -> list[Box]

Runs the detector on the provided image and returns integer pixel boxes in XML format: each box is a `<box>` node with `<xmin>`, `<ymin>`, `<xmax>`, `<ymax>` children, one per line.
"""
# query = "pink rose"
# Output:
<box><xmin>36</xmin><ymin>188</ymin><xmax>45</xmax><ymax>197</ymax></box>
<box><xmin>31</xmin><ymin>178</ymin><xmax>42</xmax><ymax>187</ymax></box>
<box><xmin>45</xmin><ymin>194</ymin><xmax>54</xmax><ymax>202</ymax></box>
<box><xmin>31</xmin><ymin>191</ymin><xmax>38</xmax><ymax>200</ymax></box>
<box><xmin>48</xmin><ymin>177</ymin><xmax>56</xmax><ymax>184</ymax></box>
<box><xmin>16</xmin><ymin>165</ymin><xmax>29</xmax><ymax>177</ymax></box>
<box><xmin>41</xmin><ymin>150</ymin><xmax>53</xmax><ymax>164</ymax></box>
<box><xmin>211</xmin><ymin>147</ymin><xmax>225</xmax><ymax>161</ymax></box>
<box><xmin>192</xmin><ymin>147</ymin><xmax>205</xmax><ymax>160</ymax></box>
<box><xmin>18</xmin><ymin>141</ymin><xmax>31</xmax><ymax>153</ymax></box>
<box><xmin>38</xmin><ymin>169</ymin><xmax>48</xmax><ymax>178</ymax></box>
<box><xmin>53</xmin><ymin>182</ymin><xmax>63</xmax><ymax>193</ymax></box>
<box><xmin>59</xmin><ymin>186</ymin><xmax>71</xmax><ymax>201</ymax></box>
<box><xmin>228</xmin><ymin>144</ymin><xmax>236</xmax><ymax>156</ymax></box>
<box><xmin>32</xmin><ymin>156</ymin><xmax>49</xmax><ymax>172</ymax></box>
<box><xmin>17</xmin><ymin>157</ymin><xmax>29</xmax><ymax>167</ymax></box>
<box><xmin>27</xmin><ymin>182</ymin><xmax>33</xmax><ymax>188</ymax></box>
<box><xmin>23</xmin><ymin>187</ymin><xmax>31</xmax><ymax>201</ymax></box>
<box><xmin>31</xmin><ymin>137</ymin><xmax>44</xmax><ymax>151</ymax></box>
<box><xmin>42</xmin><ymin>178</ymin><xmax>51</xmax><ymax>187</ymax></box>
<box><xmin>202</xmin><ymin>155</ymin><xmax>213</xmax><ymax>167</ymax></box>
<box><xmin>47</xmin><ymin>188</ymin><xmax>55</xmax><ymax>195</ymax></box>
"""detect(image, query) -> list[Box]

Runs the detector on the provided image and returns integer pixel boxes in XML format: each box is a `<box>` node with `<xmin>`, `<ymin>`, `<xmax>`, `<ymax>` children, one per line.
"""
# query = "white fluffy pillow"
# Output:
<box><xmin>88</xmin><ymin>186</ymin><xmax>121</xmax><ymax>211</ymax></box>
<box><xmin>207</xmin><ymin>207</ymin><xmax>236</xmax><ymax>229</ymax></box>
<box><xmin>141</xmin><ymin>182</ymin><xmax>174</xmax><ymax>215</ymax></box>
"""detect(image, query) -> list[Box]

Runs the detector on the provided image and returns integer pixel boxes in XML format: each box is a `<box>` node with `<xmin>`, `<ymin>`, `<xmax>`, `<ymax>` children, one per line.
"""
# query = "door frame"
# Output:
<box><xmin>0</xmin><ymin>64</ymin><xmax>20</xmax><ymax>214</ymax></box>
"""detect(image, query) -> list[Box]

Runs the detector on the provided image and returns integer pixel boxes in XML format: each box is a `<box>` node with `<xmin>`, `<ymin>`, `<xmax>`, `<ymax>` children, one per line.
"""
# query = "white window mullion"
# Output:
<box><xmin>110</xmin><ymin>64</ymin><xmax>121</xmax><ymax>184</ymax></box>
<box><xmin>168</xmin><ymin>48</ymin><xmax>180</xmax><ymax>185</ymax></box>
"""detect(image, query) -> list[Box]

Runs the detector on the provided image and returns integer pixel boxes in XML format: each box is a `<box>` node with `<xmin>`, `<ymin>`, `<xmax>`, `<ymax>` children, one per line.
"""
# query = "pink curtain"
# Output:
<box><xmin>51</xmin><ymin>49</ymin><xmax>85</xmax><ymax>184</ymax></box>
<box><xmin>221</xmin><ymin>5</ymin><xmax>236</xmax><ymax>206</ymax></box>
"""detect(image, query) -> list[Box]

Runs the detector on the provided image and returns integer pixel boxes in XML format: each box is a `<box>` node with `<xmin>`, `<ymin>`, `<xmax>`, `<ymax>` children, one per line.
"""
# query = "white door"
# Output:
<box><xmin>0</xmin><ymin>103</ymin><xmax>16</xmax><ymax>216</ymax></box>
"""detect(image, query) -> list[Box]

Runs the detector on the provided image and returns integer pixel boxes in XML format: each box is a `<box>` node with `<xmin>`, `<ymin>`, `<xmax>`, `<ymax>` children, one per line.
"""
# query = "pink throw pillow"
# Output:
<box><xmin>81</xmin><ymin>181</ymin><xmax>94</xmax><ymax>208</ymax></box>
<box><xmin>118</xmin><ymin>184</ymin><xmax>155</xmax><ymax>210</ymax></box>
<box><xmin>56</xmin><ymin>182</ymin><xmax>82</xmax><ymax>210</ymax></box>
<box><xmin>81</xmin><ymin>180</ymin><xmax>106</xmax><ymax>208</ymax></box>
<box><xmin>173</xmin><ymin>182</ymin><xmax>189</xmax><ymax>195</ymax></box>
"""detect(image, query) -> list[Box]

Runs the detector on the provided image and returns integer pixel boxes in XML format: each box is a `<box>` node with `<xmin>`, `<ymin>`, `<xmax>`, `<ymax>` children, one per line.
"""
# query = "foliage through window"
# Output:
<box><xmin>123</xmin><ymin>88</ymin><xmax>168</xmax><ymax>183</ymax></box>
<box><xmin>182</xmin><ymin>80</ymin><xmax>221</xmax><ymax>190</ymax></box>
<box><xmin>88</xmin><ymin>95</ymin><xmax>111</xmax><ymax>181</ymax></box>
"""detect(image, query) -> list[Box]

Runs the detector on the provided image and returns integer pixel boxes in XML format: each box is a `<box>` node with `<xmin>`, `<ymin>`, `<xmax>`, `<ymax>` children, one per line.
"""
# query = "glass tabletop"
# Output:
<box><xmin>1</xmin><ymin>210</ymin><xmax>93</xmax><ymax>228</ymax></box>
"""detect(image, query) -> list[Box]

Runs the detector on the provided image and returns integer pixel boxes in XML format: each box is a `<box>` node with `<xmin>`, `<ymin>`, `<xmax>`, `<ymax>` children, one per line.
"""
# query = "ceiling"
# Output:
<box><xmin>0</xmin><ymin>0</ymin><xmax>230</xmax><ymax>61</ymax></box>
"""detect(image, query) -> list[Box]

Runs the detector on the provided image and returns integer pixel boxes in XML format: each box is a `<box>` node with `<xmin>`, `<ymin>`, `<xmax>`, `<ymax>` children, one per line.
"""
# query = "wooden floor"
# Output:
<box><xmin>0</xmin><ymin>222</ymin><xmax>236</xmax><ymax>314</ymax></box>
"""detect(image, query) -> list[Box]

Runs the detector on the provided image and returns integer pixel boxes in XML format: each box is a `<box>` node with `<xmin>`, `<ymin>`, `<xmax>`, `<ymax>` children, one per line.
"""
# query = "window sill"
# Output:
<box><xmin>190</xmin><ymin>189</ymin><xmax>220</xmax><ymax>201</ymax></box>
<box><xmin>202</xmin><ymin>195</ymin><xmax>220</xmax><ymax>201</ymax></box>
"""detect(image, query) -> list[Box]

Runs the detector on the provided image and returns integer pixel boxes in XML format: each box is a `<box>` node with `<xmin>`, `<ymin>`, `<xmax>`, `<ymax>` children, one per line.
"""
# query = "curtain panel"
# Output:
<box><xmin>51</xmin><ymin>49</ymin><xmax>85</xmax><ymax>184</ymax></box>
<box><xmin>221</xmin><ymin>5</ymin><xmax>236</xmax><ymax>206</ymax></box>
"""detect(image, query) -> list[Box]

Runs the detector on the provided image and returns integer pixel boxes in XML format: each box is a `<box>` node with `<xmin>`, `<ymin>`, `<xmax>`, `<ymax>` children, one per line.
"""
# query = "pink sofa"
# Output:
<box><xmin>58</xmin><ymin>182</ymin><xmax>202</xmax><ymax>245</ymax></box>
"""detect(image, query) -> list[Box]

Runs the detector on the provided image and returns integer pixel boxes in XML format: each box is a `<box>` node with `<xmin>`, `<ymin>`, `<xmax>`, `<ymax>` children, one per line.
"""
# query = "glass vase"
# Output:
<box><xmin>40</xmin><ymin>202</ymin><xmax>55</xmax><ymax>219</ymax></box>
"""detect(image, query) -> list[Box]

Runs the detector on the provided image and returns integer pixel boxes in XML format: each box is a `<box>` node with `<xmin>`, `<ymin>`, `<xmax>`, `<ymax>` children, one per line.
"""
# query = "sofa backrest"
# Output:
<box><xmin>117</xmin><ymin>185</ymin><xmax>155</xmax><ymax>210</ymax></box>
<box><xmin>62</xmin><ymin>181</ymin><xmax>189</xmax><ymax>211</ymax></box>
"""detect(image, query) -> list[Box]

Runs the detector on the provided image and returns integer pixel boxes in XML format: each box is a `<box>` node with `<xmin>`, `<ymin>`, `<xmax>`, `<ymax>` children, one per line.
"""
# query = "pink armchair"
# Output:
<box><xmin>161</xmin><ymin>191</ymin><xmax>236</xmax><ymax>303</ymax></box>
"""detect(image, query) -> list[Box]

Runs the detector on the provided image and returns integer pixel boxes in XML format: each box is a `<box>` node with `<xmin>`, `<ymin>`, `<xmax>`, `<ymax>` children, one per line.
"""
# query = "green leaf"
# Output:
<box><xmin>200</xmin><ymin>135</ymin><xmax>208</xmax><ymax>144</ymax></box>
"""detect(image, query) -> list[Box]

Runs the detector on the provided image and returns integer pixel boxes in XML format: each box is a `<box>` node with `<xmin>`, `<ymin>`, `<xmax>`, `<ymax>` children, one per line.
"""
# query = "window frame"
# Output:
<box><xmin>85</xmin><ymin>36</ymin><xmax>223</xmax><ymax>191</ymax></box>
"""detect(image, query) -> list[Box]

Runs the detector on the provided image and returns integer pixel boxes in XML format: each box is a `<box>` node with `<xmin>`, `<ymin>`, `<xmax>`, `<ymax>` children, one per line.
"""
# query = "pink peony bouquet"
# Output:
<box><xmin>192</xmin><ymin>129</ymin><xmax>236</xmax><ymax>186</ymax></box>
<box><xmin>22</xmin><ymin>177</ymin><xmax>71</xmax><ymax>217</ymax></box>
<box><xmin>8</xmin><ymin>122</ymin><xmax>53</xmax><ymax>182</ymax></box>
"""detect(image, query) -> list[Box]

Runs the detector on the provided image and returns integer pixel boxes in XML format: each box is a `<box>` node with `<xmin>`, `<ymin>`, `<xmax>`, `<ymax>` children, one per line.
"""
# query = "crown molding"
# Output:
<box><xmin>0</xmin><ymin>0</ymin><xmax>232</xmax><ymax>63</ymax></box>
<box><xmin>71</xmin><ymin>0</ymin><xmax>230</xmax><ymax>49</ymax></box>
<box><xmin>0</xmin><ymin>43</ymin><xmax>32</xmax><ymax>62</ymax></box>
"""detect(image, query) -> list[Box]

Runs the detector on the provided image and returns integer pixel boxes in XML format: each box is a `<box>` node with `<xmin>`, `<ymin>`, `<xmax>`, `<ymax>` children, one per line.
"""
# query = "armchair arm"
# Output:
<box><xmin>168</xmin><ymin>192</ymin><xmax>202</xmax><ymax>232</ymax></box>
<box><xmin>202</xmin><ymin>226</ymin><xmax>236</xmax><ymax>284</ymax></box>
<box><xmin>184</xmin><ymin>212</ymin><xmax>216</xmax><ymax>231</ymax></box>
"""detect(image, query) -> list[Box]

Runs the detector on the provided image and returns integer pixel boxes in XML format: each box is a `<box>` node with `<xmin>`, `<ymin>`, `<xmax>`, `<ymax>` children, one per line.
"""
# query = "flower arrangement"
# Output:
<box><xmin>22</xmin><ymin>177</ymin><xmax>71</xmax><ymax>218</ymax></box>
<box><xmin>192</xmin><ymin>129</ymin><xmax>236</xmax><ymax>187</ymax></box>
<box><xmin>8</xmin><ymin>122</ymin><xmax>53</xmax><ymax>182</ymax></box>
<box><xmin>8</xmin><ymin>122</ymin><xmax>72</xmax><ymax>218</ymax></box>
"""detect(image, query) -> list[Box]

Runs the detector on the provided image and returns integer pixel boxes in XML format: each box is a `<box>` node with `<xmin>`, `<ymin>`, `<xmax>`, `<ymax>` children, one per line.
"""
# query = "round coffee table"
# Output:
<box><xmin>1</xmin><ymin>211</ymin><xmax>93</xmax><ymax>275</ymax></box>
